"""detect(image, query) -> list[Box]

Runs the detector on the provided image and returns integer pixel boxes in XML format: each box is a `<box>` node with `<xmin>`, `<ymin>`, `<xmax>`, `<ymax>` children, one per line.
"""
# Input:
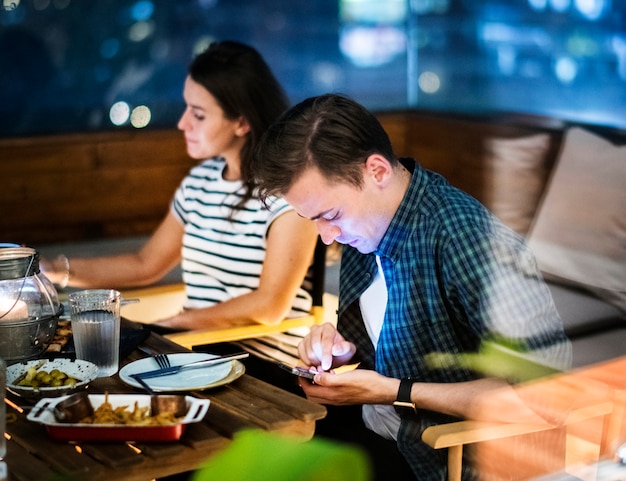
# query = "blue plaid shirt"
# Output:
<box><xmin>337</xmin><ymin>159</ymin><xmax>571</xmax><ymax>480</ymax></box>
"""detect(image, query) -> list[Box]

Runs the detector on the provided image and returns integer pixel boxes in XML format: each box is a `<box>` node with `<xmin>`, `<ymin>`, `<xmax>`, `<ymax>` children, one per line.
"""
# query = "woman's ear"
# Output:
<box><xmin>235</xmin><ymin>116</ymin><xmax>251</xmax><ymax>137</ymax></box>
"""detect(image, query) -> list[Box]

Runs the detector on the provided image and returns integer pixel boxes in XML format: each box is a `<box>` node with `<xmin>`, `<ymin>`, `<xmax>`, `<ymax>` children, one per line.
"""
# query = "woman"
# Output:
<box><xmin>42</xmin><ymin>41</ymin><xmax>318</xmax><ymax>331</ymax></box>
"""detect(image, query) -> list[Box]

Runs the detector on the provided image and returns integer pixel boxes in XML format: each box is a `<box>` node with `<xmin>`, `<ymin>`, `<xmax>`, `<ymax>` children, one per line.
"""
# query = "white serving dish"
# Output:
<box><xmin>6</xmin><ymin>358</ymin><xmax>98</xmax><ymax>399</ymax></box>
<box><xmin>26</xmin><ymin>393</ymin><xmax>210</xmax><ymax>442</ymax></box>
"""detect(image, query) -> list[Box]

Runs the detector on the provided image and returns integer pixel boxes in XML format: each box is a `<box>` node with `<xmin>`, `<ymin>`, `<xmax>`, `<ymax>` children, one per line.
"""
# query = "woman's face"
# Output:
<box><xmin>177</xmin><ymin>76</ymin><xmax>248</xmax><ymax>162</ymax></box>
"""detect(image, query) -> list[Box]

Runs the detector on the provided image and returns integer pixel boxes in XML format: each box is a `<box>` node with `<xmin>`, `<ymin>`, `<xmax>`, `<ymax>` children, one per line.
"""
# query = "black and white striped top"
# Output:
<box><xmin>171</xmin><ymin>157</ymin><xmax>312</xmax><ymax>317</ymax></box>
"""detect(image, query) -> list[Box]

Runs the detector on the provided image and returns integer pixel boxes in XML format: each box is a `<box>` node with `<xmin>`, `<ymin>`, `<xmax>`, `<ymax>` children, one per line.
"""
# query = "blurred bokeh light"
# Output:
<box><xmin>0</xmin><ymin>0</ymin><xmax>624</xmax><ymax>138</ymax></box>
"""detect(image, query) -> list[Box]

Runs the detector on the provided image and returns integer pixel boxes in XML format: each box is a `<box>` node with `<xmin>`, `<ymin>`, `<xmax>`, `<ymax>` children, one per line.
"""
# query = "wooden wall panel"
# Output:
<box><xmin>2</xmin><ymin>110</ymin><xmax>568</xmax><ymax>247</ymax></box>
<box><xmin>1</xmin><ymin>129</ymin><xmax>195</xmax><ymax>245</ymax></box>
<box><xmin>377</xmin><ymin>110</ymin><xmax>563</xmax><ymax>205</ymax></box>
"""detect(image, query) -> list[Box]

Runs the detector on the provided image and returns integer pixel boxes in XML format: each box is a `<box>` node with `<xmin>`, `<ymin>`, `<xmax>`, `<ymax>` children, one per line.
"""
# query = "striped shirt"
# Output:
<box><xmin>171</xmin><ymin>157</ymin><xmax>312</xmax><ymax>317</ymax></box>
<box><xmin>338</xmin><ymin>158</ymin><xmax>571</xmax><ymax>480</ymax></box>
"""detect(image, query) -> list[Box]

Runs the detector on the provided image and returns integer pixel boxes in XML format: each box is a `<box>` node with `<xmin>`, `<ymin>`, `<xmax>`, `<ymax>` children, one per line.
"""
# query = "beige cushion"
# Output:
<box><xmin>527</xmin><ymin>127</ymin><xmax>626</xmax><ymax>311</ymax></box>
<box><xmin>483</xmin><ymin>134</ymin><xmax>551</xmax><ymax>235</ymax></box>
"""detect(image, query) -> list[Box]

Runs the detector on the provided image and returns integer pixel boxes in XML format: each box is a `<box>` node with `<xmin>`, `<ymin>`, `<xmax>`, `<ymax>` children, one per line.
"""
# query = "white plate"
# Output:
<box><xmin>119</xmin><ymin>352</ymin><xmax>245</xmax><ymax>392</ymax></box>
<box><xmin>6</xmin><ymin>358</ymin><xmax>99</xmax><ymax>399</ymax></box>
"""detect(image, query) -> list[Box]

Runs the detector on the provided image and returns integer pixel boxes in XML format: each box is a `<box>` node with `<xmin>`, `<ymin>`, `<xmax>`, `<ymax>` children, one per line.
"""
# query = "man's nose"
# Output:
<box><xmin>316</xmin><ymin>222</ymin><xmax>340</xmax><ymax>245</ymax></box>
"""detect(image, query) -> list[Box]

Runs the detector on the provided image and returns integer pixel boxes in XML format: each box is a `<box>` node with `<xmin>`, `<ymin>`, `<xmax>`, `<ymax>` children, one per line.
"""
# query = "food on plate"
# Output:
<box><xmin>8</xmin><ymin>359</ymin><xmax>98</xmax><ymax>400</ymax></box>
<box><xmin>79</xmin><ymin>393</ymin><xmax>182</xmax><ymax>426</ymax></box>
<box><xmin>14</xmin><ymin>365</ymin><xmax>81</xmax><ymax>389</ymax></box>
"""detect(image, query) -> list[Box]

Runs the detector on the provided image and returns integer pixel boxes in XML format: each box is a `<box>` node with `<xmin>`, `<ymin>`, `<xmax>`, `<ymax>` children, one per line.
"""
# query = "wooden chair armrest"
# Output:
<box><xmin>120</xmin><ymin>283</ymin><xmax>186</xmax><ymax>298</ymax></box>
<box><xmin>163</xmin><ymin>314</ymin><xmax>317</xmax><ymax>349</ymax></box>
<box><xmin>422</xmin><ymin>420</ymin><xmax>555</xmax><ymax>450</ymax></box>
<box><xmin>422</xmin><ymin>397</ymin><xmax>615</xmax><ymax>451</ymax></box>
<box><xmin>422</xmin><ymin>400</ymin><xmax>615</xmax><ymax>481</ymax></box>
<box><xmin>309</xmin><ymin>304</ymin><xmax>325</xmax><ymax>324</ymax></box>
<box><xmin>422</xmin><ymin>421</ymin><xmax>556</xmax><ymax>481</ymax></box>
<box><xmin>120</xmin><ymin>283</ymin><xmax>186</xmax><ymax>322</ymax></box>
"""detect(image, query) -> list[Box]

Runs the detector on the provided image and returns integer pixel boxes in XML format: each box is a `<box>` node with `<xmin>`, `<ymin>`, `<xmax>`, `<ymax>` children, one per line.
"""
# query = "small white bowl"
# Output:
<box><xmin>7</xmin><ymin>358</ymin><xmax>98</xmax><ymax>400</ymax></box>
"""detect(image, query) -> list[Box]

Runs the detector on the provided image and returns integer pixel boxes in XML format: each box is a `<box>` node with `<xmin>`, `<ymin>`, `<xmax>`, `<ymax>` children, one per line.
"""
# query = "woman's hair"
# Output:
<box><xmin>189</xmin><ymin>40</ymin><xmax>289</xmax><ymax>205</ymax></box>
<box><xmin>253</xmin><ymin>93</ymin><xmax>396</xmax><ymax>202</ymax></box>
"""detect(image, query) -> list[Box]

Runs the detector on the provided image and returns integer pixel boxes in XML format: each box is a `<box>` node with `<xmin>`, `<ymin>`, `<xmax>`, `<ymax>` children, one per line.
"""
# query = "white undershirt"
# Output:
<box><xmin>359</xmin><ymin>256</ymin><xmax>401</xmax><ymax>441</ymax></box>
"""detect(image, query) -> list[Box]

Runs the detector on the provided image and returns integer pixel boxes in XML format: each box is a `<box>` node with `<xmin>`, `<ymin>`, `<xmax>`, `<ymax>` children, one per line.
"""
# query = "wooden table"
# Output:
<box><xmin>4</xmin><ymin>329</ymin><xmax>327</xmax><ymax>481</ymax></box>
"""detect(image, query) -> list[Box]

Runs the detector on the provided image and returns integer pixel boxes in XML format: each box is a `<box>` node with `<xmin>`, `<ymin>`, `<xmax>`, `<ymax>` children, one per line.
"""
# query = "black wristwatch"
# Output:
<box><xmin>393</xmin><ymin>378</ymin><xmax>417</xmax><ymax>414</ymax></box>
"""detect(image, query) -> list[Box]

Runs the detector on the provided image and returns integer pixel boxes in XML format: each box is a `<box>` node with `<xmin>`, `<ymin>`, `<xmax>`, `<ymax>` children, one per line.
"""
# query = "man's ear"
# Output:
<box><xmin>364</xmin><ymin>154</ymin><xmax>394</xmax><ymax>186</ymax></box>
<box><xmin>235</xmin><ymin>116</ymin><xmax>251</xmax><ymax>137</ymax></box>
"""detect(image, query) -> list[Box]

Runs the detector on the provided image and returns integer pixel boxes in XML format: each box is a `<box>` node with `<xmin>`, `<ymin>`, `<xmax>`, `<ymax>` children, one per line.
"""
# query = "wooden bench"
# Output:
<box><xmin>2</xmin><ymin>111</ymin><xmax>564</xmax><ymax>247</ymax></box>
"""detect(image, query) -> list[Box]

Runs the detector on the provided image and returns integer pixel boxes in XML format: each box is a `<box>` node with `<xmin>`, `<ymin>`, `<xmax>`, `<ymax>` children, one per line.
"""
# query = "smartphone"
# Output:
<box><xmin>277</xmin><ymin>363</ymin><xmax>317</xmax><ymax>380</ymax></box>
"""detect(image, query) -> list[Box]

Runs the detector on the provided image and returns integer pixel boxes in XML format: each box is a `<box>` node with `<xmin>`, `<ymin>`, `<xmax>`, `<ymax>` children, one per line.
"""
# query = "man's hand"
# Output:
<box><xmin>299</xmin><ymin>369</ymin><xmax>398</xmax><ymax>406</ymax></box>
<box><xmin>298</xmin><ymin>322</ymin><xmax>356</xmax><ymax>371</ymax></box>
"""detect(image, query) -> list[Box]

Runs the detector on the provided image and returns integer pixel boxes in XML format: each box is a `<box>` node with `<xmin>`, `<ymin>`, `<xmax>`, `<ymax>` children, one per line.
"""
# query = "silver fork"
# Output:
<box><xmin>154</xmin><ymin>353</ymin><xmax>171</xmax><ymax>369</ymax></box>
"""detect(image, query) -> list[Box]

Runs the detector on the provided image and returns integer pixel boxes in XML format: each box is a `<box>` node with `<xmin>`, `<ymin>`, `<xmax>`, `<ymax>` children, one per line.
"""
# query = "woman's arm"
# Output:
<box><xmin>155</xmin><ymin>210</ymin><xmax>318</xmax><ymax>330</ymax></box>
<box><xmin>41</xmin><ymin>213</ymin><xmax>184</xmax><ymax>289</ymax></box>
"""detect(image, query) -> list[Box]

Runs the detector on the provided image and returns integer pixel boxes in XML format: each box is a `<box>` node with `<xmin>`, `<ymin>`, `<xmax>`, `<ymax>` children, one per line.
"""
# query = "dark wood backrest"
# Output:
<box><xmin>377</xmin><ymin>110</ymin><xmax>565</xmax><ymax>206</ymax></box>
<box><xmin>2</xmin><ymin>129</ymin><xmax>196</xmax><ymax>245</ymax></box>
<box><xmin>1</xmin><ymin>111</ymin><xmax>575</xmax><ymax>247</ymax></box>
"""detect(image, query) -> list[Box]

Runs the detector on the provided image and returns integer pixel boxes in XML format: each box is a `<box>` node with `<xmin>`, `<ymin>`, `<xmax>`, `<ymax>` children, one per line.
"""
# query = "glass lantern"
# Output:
<box><xmin>0</xmin><ymin>247</ymin><xmax>61</xmax><ymax>361</ymax></box>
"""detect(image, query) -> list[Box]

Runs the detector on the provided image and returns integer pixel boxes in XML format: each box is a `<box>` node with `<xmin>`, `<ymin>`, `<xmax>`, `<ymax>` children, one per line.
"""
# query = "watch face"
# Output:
<box><xmin>393</xmin><ymin>400</ymin><xmax>417</xmax><ymax>416</ymax></box>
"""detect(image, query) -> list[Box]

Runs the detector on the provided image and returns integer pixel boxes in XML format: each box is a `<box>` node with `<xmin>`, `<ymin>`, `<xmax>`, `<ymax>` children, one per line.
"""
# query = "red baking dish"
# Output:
<box><xmin>26</xmin><ymin>393</ymin><xmax>210</xmax><ymax>442</ymax></box>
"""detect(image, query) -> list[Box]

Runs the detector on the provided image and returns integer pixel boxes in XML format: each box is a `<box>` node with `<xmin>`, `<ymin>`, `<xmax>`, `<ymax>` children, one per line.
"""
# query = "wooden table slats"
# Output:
<box><xmin>228</xmin><ymin>375</ymin><xmax>326</xmax><ymax>422</ymax></box>
<box><xmin>134</xmin><ymin>440</ymin><xmax>187</xmax><ymax>459</ymax></box>
<box><xmin>175</xmin><ymin>421</ymin><xmax>229</xmax><ymax>450</ymax></box>
<box><xmin>3</xmin><ymin>327</ymin><xmax>327</xmax><ymax>481</ymax></box>
<box><xmin>5</xmin><ymin>439</ymin><xmax>71</xmax><ymax>481</ymax></box>
<box><xmin>199</xmin><ymin>400</ymin><xmax>259</xmax><ymax>438</ymax></box>
<box><xmin>79</xmin><ymin>443</ymin><xmax>146</xmax><ymax>469</ymax></box>
<box><xmin>209</xmin><ymin>387</ymin><xmax>299</xmax><ymax>431</ymax></box>
<box><xmin>7</xmin><ymin>411</ymin><xmax>104</xmax><ymax>478</ymax></box>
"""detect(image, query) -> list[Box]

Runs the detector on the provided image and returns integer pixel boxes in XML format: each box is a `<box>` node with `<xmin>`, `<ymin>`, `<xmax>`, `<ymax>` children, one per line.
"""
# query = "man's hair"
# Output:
<box><xmin>253</xmin><ymin>94</ymin><xmax>396</xmax><ymax>201</ymax></box>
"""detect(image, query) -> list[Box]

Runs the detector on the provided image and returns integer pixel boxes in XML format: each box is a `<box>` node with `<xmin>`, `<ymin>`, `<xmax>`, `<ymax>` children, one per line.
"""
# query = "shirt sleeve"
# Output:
<box><xmin>442</xmin><ymin>219</ymin><xmax>572</xmax><ymax>371</ymax></box>
<box><xmin>262</xmin><ymin>195</ymin><xmax>294</xmax><ymax>235</ymax></box>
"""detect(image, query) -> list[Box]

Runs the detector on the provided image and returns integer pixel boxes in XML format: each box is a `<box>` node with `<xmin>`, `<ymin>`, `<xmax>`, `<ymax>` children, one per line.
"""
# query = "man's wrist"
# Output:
<box><xmin>393</xmin><ymin>378</ymin><xmax>417</xmax><ymax>413</ymax></box>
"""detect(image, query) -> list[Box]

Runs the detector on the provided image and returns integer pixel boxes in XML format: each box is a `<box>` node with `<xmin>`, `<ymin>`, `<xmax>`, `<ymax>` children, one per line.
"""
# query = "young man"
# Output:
<box><xmin>252</xmin><ymin>94</ymin><xmax>571</xmax><ymax>480</ymax></box>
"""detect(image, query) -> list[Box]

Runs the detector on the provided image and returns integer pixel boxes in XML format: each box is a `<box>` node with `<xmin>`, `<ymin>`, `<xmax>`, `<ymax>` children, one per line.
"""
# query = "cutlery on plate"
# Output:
<box><xmin>131</xmin><ymin>373</ymin><xmax>157</xmax><ymax>395</ymax></box>
<box><xmin>133</xmin><ymin>352</ymin><xmax>249</xmax><ymax>380</ymax></box>
<box><xmin>138</xmin><ymin>346</ymin><xmax>173</xmax><ymax>369</ymax></box>
<box><xmin>154</xmin><ymin>353</ymin><xmax>171</xmax><ymax>369</ymax></box>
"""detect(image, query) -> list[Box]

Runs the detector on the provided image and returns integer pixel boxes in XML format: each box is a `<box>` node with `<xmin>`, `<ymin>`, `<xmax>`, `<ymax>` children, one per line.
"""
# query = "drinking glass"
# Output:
<box><xmin>69</xmin><ymin>289</ymin><xmax>121</xmax><ymax>377</ymax></box>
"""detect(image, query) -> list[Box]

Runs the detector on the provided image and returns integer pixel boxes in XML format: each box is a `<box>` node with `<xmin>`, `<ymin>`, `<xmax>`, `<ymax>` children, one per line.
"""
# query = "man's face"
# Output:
<box><xmin>284</xmin><ymin>165</ymin><xmax>390</xmax><ymax>254</ymax></box>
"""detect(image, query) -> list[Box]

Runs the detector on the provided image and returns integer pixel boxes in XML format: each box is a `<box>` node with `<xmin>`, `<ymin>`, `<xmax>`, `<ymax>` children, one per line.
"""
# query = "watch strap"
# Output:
<box><xmin>393</xmin><ymin>378</ymin><xmax>416</xmax><ymax>413</ymax></box>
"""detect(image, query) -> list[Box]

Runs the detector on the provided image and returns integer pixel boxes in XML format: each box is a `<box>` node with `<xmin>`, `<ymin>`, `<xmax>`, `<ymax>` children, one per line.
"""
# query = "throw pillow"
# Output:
<box><xmin>527</xmin><ymin>127</ymin><xmax>626</xmax><ymax>312</ymax></box>
<box><xmin>483</xmin><ymin>134</ymin><xmax>552</xmax><ymax>236</ymax></box>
